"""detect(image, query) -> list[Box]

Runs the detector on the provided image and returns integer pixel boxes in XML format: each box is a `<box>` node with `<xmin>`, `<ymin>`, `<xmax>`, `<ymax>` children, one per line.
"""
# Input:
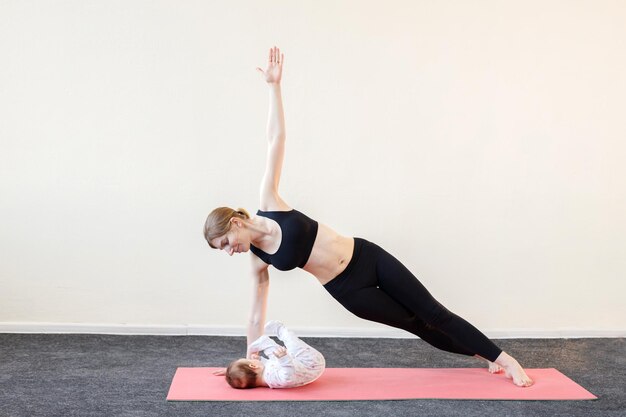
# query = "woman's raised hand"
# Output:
<box><xmin>256</xmin><ymin>46</ymin><xmax>284</xmax><ymax>84</ymax></box>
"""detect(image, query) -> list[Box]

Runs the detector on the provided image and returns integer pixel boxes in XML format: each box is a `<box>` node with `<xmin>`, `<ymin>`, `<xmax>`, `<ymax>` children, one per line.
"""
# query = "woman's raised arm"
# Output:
<box><xmin>256</xmin><ymin>47</ymin><xmax>289</xmax><ymax>210</ymax></box>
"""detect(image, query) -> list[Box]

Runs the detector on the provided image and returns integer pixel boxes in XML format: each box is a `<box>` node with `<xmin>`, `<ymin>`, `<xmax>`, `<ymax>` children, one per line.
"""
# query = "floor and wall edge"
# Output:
<box><xmin>0</xmin><ymin>322</ymin><xmax>623</xmax><ymax>338</ymax></box>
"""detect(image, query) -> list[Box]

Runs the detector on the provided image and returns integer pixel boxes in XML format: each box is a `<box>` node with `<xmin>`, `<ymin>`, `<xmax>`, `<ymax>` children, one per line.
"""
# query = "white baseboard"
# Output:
<box><xmin>0</xmin><ymin>322</ymin><xmax>624</xmax><ymax>338</ymax></box>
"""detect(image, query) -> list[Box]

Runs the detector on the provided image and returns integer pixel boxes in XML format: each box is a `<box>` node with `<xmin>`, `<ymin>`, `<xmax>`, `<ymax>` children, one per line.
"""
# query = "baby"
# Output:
<box><xmin>224</xmin><ymin>320</ymin><xmax>325</xmax><ymax>389</ymax></box>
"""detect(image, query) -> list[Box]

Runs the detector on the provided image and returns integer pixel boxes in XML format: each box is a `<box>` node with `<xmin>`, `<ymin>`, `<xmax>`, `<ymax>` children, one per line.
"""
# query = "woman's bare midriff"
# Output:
<box><xmin>302</xmin><ymin>223</ymin><xmax>355</xmax><ymax>285</ymax></box>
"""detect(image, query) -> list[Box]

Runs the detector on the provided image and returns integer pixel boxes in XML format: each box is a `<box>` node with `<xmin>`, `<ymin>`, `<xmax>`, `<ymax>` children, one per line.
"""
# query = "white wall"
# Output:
<box><xmin>1</xmin><ymin>0</ymin><xmax>624</xmax><ymax>337</ymax></box>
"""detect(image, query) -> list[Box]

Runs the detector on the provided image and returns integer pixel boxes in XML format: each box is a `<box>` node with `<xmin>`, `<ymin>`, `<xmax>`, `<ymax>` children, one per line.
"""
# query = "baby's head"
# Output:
<box><xmin>225</xmin><ymin>358</ymin><xmax>263</xmax><ymax>389</ymax></box>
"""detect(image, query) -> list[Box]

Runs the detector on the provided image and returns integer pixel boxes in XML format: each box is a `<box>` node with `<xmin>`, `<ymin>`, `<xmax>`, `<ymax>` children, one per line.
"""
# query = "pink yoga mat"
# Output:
<box><xmin>167</xmin><ymin>367</ymin><xmax>596</xmax><ymax>401</ymax></box>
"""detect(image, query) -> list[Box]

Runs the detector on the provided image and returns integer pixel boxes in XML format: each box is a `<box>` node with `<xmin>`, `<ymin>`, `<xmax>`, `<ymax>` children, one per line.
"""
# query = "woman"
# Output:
<box><xmin>204</xmin><ymin>47</ymin><xmax>533</xmax><ymax>387</ymax></box>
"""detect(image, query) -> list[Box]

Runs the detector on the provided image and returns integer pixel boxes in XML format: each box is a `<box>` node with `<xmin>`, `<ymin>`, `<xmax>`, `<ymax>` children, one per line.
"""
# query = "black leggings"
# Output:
<box><xmin>323</xmin><ymin>238</ymin><xmax>502</xmax><ymax>362</ymax></box>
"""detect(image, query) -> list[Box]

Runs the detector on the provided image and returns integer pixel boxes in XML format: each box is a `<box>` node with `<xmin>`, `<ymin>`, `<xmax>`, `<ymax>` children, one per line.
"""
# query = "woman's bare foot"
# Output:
<box><xmin>488</xmin><ymin>361</ymin><xmax>503</xmax><ymax>374</ymax></box>
<box><xmin>494</xmin><ymin>351</ymin><xmax>534</xmax><ymax>387</ymax></box>
<box><xmin>474</xmin><ymin>355</ymin><xmax>503</xmax><ymax>373</ymax></box>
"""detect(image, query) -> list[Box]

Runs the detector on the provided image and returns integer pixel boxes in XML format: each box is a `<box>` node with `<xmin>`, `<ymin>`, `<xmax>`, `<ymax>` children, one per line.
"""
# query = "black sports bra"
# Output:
<box><xmin>250</xmin><ymin>209</ymin><xmax>319</xmax><ymax>271</ymax></box>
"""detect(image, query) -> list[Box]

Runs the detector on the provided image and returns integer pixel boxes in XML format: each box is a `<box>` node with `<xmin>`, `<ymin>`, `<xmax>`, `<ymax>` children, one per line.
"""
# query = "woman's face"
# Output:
<box><xmin>212</xmin><ymin>221</ymin><xmax>249</xmax><ymax>256</ymax></box>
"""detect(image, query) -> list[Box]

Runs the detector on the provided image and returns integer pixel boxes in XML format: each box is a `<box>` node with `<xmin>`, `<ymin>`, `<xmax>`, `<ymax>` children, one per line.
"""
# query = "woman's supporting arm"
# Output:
<box><xmin>247</xmin><ymin>267</ymin><xmax>270</xmax><ymax>358</ymax></box>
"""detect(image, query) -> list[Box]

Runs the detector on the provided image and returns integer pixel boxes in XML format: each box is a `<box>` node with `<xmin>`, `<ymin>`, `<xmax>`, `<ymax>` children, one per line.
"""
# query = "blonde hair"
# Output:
<box><xmin>204</xmin><ymin>207</ymin><xmax>251</xmax><ymax>248</ymax></box>
<box><xmin>225</xmin><ymin>359</ymin><xmax>258</xmax><ymax>389</ymax></box>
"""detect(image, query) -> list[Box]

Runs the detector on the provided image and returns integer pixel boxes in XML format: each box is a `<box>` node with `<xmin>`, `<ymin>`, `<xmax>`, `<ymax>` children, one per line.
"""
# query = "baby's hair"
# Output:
<box><xmin>225</xmin><ymin>359</ymin><xmax>258</xmax><ymax>389</ymax></box>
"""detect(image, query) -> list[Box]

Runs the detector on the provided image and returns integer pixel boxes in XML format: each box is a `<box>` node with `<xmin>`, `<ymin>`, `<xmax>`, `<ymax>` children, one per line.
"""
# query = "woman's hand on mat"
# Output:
<box><xmin>212</xmin><ymin>368</ymin><xmax>226</xmax><ymax>376</ymax></box>
<box><xmin>256</xmin><ymin>46</ymin><xmax>283</xmax><ymax>84</ymax></box>
<box><xmin>272</xmin><ymin>346</ymin><xmax>288</xmax><ymax>358</ymax></box>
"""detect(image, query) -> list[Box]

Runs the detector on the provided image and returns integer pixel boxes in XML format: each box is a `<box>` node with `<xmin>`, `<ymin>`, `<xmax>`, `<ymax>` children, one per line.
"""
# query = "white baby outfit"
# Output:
<box><xmin>248</xmin><ymin>322</ymin><xmax>325</xmax><ymax>389</ymax></box>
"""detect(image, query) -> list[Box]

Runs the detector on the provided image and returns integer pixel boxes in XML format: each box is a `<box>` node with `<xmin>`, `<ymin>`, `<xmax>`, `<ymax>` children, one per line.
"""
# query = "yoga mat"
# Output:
<box><xmin>167</xmin><ymin>367</ymin><xmax>597</xmax><ymax>401</ymax></box>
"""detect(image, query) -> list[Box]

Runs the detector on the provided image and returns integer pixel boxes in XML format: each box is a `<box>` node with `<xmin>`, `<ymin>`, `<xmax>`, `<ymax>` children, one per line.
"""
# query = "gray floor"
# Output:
<box><xmin>0</xmin><ymin>334</ymin><xmax>623</xmax><ymax>417</ymax></box>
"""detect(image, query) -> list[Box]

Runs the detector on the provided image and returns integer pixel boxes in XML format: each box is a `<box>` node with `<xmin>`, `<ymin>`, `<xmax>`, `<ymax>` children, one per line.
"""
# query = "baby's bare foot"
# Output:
<box><xmin>495</xmin><ymin>352</ymin><xmax>534</xmax><ymax>387</ymax></box>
